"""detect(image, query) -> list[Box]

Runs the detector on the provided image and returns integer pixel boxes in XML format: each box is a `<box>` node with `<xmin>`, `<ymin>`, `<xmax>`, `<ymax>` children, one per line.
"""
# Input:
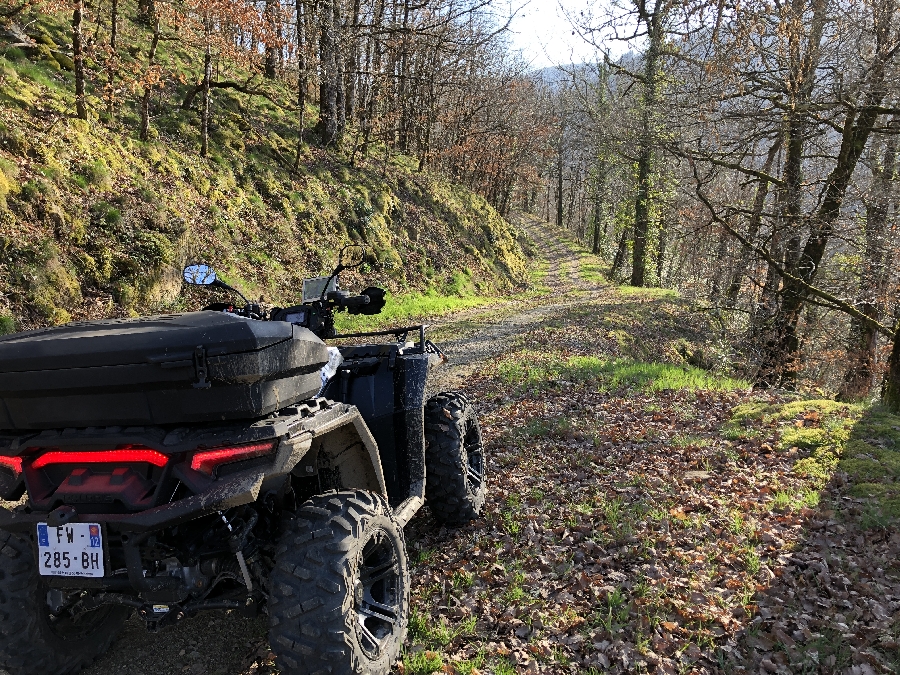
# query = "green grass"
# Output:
<box><xmin>579</xmin><ymin>253</ymin><xmax>606</xmax><ymax>284</ymax></box>
<box><xmin>407</xmin><ymin>610</ymin><xmax>476</xmax><ymax>651</ymax></box>
<box><xmin>726</xmin><ymin>399</ymin><xmax>900</xmax><ymax>526</ymax></box>
<box><xmin>491</xmin><ymin>657</ymin><xmax>516</xmax><ymax>675</ymax></box>
<box><xmin>333</xmin><ymin>288</ymin><xmax>501</xmax><ymax>333</ymax></box>
<box><xmin>496</xmin><ymin>351</ymin><xmax>750</xmax><ymax>393</ymax></box>
<box><xmin>614</xmin><ymin>286</ymin><xmax>680</xmax><ymax>300</ymax></box>
<box><xmin>402</xmin><ymin>649</ymin><xmax>443</xmax><ymax>675</ymax></box>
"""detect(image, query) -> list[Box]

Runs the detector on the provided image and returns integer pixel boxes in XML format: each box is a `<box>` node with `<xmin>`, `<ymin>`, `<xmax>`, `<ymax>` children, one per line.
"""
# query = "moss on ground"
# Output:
<box><xmin>724</xmin><ymin>399</ymin><xmax>900</xmax><ymax>523</ymax></box>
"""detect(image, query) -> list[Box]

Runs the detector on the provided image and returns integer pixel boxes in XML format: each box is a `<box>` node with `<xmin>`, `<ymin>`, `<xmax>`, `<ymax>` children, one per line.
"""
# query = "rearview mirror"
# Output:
<box><xmin>339</xmin><ymin>244</ymin><xmax>366</xmax><ymax>270</ymax></box>
<box><xmin>183</xmin><ymin>264</ymin><xmax>217</xmax><ymax>285</ymax></box>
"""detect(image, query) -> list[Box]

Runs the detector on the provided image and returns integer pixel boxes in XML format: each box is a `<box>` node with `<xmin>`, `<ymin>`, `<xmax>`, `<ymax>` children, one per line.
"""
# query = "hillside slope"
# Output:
<box><xmin>0</xmin><ymin>12</ymin><xmax>529</xmax><ymax>331</ymax></box>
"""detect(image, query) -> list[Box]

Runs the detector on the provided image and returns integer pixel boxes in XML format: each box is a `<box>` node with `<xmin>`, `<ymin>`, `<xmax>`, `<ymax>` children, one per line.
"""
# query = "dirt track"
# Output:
<box><xmin>73</xmin><ymin>215</ymin><xmax>595</xmax><ymax>675</ymax></box>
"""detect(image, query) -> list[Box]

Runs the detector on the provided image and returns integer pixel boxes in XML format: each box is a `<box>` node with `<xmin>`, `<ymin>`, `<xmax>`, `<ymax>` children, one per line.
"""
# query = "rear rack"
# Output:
<box><xmin>332</xmin><ymin>324</ymin><xmax>446</xmax><ymax>361</ymax></box>
<box><xmin>333</xmin><ymin>325</ymin><xmax>427</xmax><ymax>349</ymax></box>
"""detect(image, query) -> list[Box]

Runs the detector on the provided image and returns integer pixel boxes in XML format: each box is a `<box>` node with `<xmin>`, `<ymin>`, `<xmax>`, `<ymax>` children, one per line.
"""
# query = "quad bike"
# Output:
<box><xmin>0</xmin><ymin>246</ymin><xmax>486</xmax><ymax>675</ymax></box>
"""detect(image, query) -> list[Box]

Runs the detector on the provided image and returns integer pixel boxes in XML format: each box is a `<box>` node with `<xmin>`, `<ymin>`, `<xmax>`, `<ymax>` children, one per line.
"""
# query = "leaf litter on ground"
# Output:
<box><xmin>400</xmin><ymin>286</ymin><xmax>900</xmax><ymax>675</ymax></box>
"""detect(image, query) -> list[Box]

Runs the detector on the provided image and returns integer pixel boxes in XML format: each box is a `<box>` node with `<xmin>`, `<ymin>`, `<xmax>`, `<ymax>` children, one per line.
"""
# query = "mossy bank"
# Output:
<box><xmin>0</xmin><ymin>11</ymin><xmax>529</xmax><ymax>332</ymax></box>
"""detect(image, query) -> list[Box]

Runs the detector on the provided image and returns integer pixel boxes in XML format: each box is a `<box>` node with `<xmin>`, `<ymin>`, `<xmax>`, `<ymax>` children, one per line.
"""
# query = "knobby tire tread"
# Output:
<box><xmin>424</xmin><ymin>391</ymin><xmax>486</xmax><ymax>524</ymax></box>
<box><xmin>269</xmin><ymin>490</ymin><xmax>409</xmax><ymax>675</ymax></box>
<box><xmin>0</xmin><ymin>531</ymin><xmax>127</xmax><ymax>675</ymax></box>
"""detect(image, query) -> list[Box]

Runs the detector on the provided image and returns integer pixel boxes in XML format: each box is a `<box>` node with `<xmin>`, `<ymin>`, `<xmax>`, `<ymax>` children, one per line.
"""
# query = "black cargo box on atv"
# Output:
<box><xmin>0</xmin><ymin>312</ymin><xmax>329</xmax><ymax>430</ymax></box>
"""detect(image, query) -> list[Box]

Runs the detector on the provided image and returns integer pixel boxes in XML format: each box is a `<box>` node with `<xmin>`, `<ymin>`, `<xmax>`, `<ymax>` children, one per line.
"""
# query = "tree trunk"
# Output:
<box><xmin>753</xmin><ymin>0</ymin><xmax>837</xmax><ymax>386</ymax></box>
<box><xmin>344</xmin><ymin>0</ymin><xmax>361</xmax><ymax>125</ymax></box>
<box><xmin>294</xmin><ymin>0</ymin><xmax>306</xmax><ymax>164</ymax></box>
<box><xmin>725</xmin><ymin>139</ymin><xmax>782</xmax><ymax>306</ymax></box>
<box><xmin>611</xmin><ymin>226</ymin><xmax>631</xmax><ymax>280</ymax></box>
<box><xmin>359</xmin><ymin>0</ymin><xmax>383</xmax><ymax>158</ymax></box>
<box><xmin>200</xmin><ymin>42</ymin><xmax>211</xmax><ymax>157</ymax></box>
<box><xmin>757</xmin><ymin>100</ymin><xmax>887</xmax><ymax>386</ymax></box>
<box><xmin>73</xmin><ymin>0</ymin><xmax>87</xmax><ymax>120</ymax></box>
<box><xmin>631</xmin><ymin>10</ymin><xmax>662</xmax><ymax>287</ymax></box>
<box><xmin>110</xmin><ymin>0</ymin><xmax>118</xmax><ymax>49</ymax></box>
<box><xmin>316</xmin><ymin>0</ymin><xmax>344</xmax><ymax>146</ymax></box>
<box><xmin>709</xmin><ymin>228</ymin><xmax>730</xmax><ymax>300</ymax></box>
<box><xmin>139</xmin><ymin>16</ymin><xmax>160</xmax><ymax>141</ymax></box>
<box><xmin>556</xmin><ymin>151</ymin><xmax>564</xmax><ymax>230</ymax></box>
<box><xmin>264</xmin><ymin>0</ymin><xmax>280</xmax><ymax>79</ymax></box>
<box><xmin>838</xmin><ymin>118</ymin><xmax>898</xmax><ymax>400</ymax></box>
<box><xmin>656</xmin><ymin>213</ymin><xmax>666</xmax><ymax>285</ymax></box>
<box><xmin>137</xmin><ymin>0</ymin><xmax>155</xmax><ymax>25</ymax></box>
<box><xmin>591</xmin><ymin>196</ymin><xmax>602</xmax><ymax>254</ymax></box>
<box><xmin>881</xmin><ymin>317</ymin><xmax>900</xmax><ymax>413</ymax></box>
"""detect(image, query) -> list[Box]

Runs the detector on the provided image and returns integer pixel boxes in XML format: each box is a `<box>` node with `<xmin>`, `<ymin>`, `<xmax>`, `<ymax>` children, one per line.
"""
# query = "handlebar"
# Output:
<box><xmin>326</xmin><ymin>290</ymin><xmax>371</xmax><ymax>309</ymax></box>
<box><xmin>340</xmin><ymin>295</ymin><xmax>371</xmax><ymax>308</ymax></box>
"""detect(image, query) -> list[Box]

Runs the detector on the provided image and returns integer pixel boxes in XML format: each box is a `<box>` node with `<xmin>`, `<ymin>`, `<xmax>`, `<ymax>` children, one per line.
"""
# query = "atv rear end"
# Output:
<box><xmin>0</xmin><ymin>258</ymin><xmax>487</xmax><ymax>675</ymax></box>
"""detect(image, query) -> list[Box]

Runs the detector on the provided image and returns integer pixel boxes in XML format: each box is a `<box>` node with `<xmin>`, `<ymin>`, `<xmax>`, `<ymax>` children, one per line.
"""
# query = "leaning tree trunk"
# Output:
<box><xmin>725</xmin><ymin>139</ymin><xmax>782</xmax><ymax>306</ymax></box>
<box><xmin>838</xmin><ymin>120</ymin><xmax>898</xmax><ymax>400</ymax></box>
<box><xmin>758</xmin><ymin>102</ymin><xmax>886</xmax><ymax>387</ymax></box>
<box><xmin>881</xmin><ymin>317</ymin><xmax>900</xmax><ymax>413</ymax></box>
<box><xmin>73</xmin><ymin>0</ymin><xmax>87</xmax><ymax>120</ymax></box>
<box><xmin>610</xmin><ymin>225</ymin><xmax>631</xmax><ymax>281</ymax></box>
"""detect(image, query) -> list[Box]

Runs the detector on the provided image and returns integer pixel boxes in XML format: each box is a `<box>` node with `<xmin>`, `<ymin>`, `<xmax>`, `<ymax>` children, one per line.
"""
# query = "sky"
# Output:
<box><xmin>506</xmin><ymin>0</ymin><xmax>601</xmax><ymax>69</ymax></box>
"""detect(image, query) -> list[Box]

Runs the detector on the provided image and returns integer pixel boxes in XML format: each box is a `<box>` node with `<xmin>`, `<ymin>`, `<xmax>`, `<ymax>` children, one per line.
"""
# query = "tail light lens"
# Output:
<box><xmin>190</xmin><ymin>441</ymin><xmax>277</xmax><ymax>477</ymax></box>
<box><xmin>31</xmin><ymin>447</ymin><xmax>169</xmax><ymax>470</ymax></box>
<box><xmin>0</xmin><ymin>456</ymin><xmax>23</xmax><ymax>475</ymax></box>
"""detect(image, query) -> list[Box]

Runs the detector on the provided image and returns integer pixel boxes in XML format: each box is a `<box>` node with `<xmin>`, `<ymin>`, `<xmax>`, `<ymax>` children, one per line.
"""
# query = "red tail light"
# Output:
<box><xmin>0</xmin><ymin>456</ymin><xmax>22</xmax><ymax>474</ymax></box>
<box><xmin>190</xmin><ymin>441</ymin><xmax>277</xmax><ymax>477</ymax></box>
<box><xmin>32</xmin><ymin>448</ymin><xmax>169</xmax><ymax>470</ymax></box>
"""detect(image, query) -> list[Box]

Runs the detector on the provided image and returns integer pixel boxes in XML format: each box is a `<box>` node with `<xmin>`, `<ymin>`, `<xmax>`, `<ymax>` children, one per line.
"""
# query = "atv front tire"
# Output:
<box><xmin>424</xmin><ymin>392</ymin><xmax>486</xmax><ymax>524</ymax></box>
<box><xmin>269</xmin><ymin>490</ymin><xmax>409</xmax><ymax>675</ymax></box>
<box><xmin>0</xmin><ymin>531</ymin><xmax>128</xmax><ymax>675</ymax></box>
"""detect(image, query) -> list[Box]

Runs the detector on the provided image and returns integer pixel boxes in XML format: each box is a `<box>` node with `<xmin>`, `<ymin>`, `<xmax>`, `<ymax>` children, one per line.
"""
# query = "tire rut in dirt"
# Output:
<box><xmin>268</xmin><ymin>490</ymin><xmax>409</xmax><ymax>675</ymax></box>
<box><xmin>424</xmin><ymin>392</ymin><xmax>486</xmax><ymax>524</ymax></box>
<box><xmin>0</xmin><ymin>531</ymin><xmax>129</xmax><ymax>675</ymax></box>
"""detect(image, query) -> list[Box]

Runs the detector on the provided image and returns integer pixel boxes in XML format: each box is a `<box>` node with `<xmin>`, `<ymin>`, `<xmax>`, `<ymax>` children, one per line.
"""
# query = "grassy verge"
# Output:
<box><xmin>725</xmin><ymin>398</ymin><xmax>900</xmax><ymax>524</ymax></box>
<box><xmin>334</xmin><ymin>289</ymin><xmax>504</xmax><ymax>333</ymax></box>
<box><xmin>578</xmin><ymin>252</ymin><xmax>606</xmax><ymax>285</ymax></box>
<box><xmin>494</xmin><ymin>350</ymin><xmax>750</xmax><ymax>394</ymax></box>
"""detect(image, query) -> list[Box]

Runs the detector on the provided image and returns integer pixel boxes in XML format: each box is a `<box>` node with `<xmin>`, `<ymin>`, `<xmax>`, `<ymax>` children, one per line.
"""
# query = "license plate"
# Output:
<box><xmin>36</xmin><ymin>522</ymin><xmax>105</xmax><ymax>578</ymax></box>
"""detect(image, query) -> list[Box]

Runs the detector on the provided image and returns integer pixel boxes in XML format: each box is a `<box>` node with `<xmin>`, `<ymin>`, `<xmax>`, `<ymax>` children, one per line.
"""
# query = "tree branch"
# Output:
<box><xmin>689</xmin><ymin>161</ymin><xmax>894</xmax><ymax>338</ymax></box>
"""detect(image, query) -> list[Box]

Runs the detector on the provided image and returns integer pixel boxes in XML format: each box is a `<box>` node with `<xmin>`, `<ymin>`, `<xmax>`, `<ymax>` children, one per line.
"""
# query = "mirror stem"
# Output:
<box><xmin>212</xmin><ymin>279</ymin><xmax>249</xmax><ymax>305</ymax></box>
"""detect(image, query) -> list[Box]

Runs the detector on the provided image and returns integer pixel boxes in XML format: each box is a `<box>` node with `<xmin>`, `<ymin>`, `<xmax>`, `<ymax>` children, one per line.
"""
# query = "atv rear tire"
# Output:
<box><xmin>0</xmin><ymin>531</ymin><xmax>128</xmax><ymax>675</ymax></box>
<box><xmin>269</xmin><ymin>490</ymin><xmax>409</xmax><ymax>675</ymax></box>
<box><xmin>424</xmin><ymin>392</ymin><xmax>486</xmax><ymax>524</ymax></box>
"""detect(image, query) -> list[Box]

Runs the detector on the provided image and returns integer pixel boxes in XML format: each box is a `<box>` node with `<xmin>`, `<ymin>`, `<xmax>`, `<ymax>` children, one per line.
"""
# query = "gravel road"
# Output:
<box><xmin>64</xmin><ymin>215</ymin><xmax>604</xmax><ymax>675</ymax></box>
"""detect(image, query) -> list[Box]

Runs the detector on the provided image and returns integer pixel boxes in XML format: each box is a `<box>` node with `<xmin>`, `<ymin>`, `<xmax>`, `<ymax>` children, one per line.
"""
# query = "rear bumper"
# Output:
<box><xmin>0</xmin><ymin>398</ymin><xmax>379</xmax><ymax>534</ymax></box>
<box><xmin>0</xmin><ymin>469</ymin><xmax>271</xmax><ymax>533</ymax></box>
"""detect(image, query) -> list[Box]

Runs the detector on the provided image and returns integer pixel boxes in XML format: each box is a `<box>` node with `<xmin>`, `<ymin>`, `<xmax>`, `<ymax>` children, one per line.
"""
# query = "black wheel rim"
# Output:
<box><xmin>355</xmin><ymin>528</ymin><xmax>402</xmax><ymax>658</ymax></box>
<box><xmin>463</xmin><ymin>423</ymin><xmax>484</xmax><ymax>496</ymax></box>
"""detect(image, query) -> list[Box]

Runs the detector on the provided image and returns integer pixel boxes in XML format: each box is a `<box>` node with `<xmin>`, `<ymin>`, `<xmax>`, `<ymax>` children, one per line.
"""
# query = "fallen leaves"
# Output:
<box><xmin>401</xmin><ymin>290</ymin><xmax>900</xmax><ymax>674</ymax></box>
